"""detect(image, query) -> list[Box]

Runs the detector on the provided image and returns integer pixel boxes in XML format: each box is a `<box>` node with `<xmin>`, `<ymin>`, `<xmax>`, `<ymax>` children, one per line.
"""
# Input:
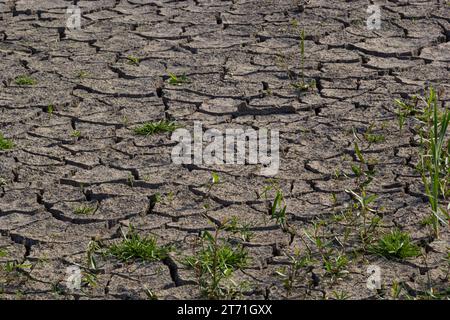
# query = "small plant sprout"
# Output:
<box><xmin>74</xmin><ymin>205</ymin><xmax>95</xmax><ymax>215</ymax></box>
<box><xmin>47</xmin><ymin>104</ymin><xmax>54</xmax><ymax>116</ymax></box>
<box><xmin>167</xmin><ymin>72</ymin><xmax>190</xmax><ymax>86</ymax></box>
<box><xmin>369</xmin><ymin>230</ymin><xmax>421</xmax><ymax>260</ymax></box>
<box><xmin>0</xmin><ymin>133</ymin><xmax>14</xmax><ymax>151</ymax></box>
<box><xmin>71</xmin><ymin>130</ymin><xmax>81</xmax><ymax>138</ymax></box>
<box><xmin>133</xmin><ymin>120</ymin><xmax>179</xmax><ymax>136</ymax></box>
<box><xmin>126</xmin><ymin>55</ymin><xmax>140</xmax><ymax>66</ymax></box>
<box><xmin>14</xmin><ymin>75</ymin><xmax>37</xmax><ymax>86</ymax></box>
<box><xmin>77</xmin><ymin>70</ymin><xmax>89</xmax><ymax>78</ymax></box>
<box><xmin>271</xmin><ymin>190</ymin><xmax>287</xmax><ymax>227</ymax></box>
<box><xmin>289</xmin><ymin>21</ymin><xmax>315</xmax><ymax>92</ymax></box>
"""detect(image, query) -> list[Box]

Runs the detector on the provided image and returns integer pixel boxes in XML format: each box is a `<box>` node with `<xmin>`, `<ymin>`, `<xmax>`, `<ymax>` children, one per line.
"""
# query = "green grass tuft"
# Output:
<box><xmin>133</xmin><ymin>120</ymin><xmax>179</xmax><ymax>136</ymax></box>
<box><xmin>369</xmin><ymin>230</ymin><xmax>421</xmax><ymax>260</ymax></box>
<box><xmin>106</xmin><ymin>228</ymin><xmax>170</xmax><ymax>262</ymax></box>
<box><xmin>0</xmin><ymin>133</ymin><xmax>14</xmax><ymax>151</ymax></box>
<box><xmin>14</xmin><ymin>75</ymin><xmax>37</xmax><ymax>86</ymax></box>
<box><xmin>185</xmin><ymin>231</ymin><xmax>248</xmax><ymax>276</ymax></box>
<box><xmin>74</xmin><ymin>205</ymin><xmax>95</xmax><ymax>215</ymax></box>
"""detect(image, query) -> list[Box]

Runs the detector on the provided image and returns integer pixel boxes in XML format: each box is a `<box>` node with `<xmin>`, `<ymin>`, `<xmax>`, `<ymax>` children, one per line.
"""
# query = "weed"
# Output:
<box><xmin>275</xmin><ymin>250</ymin><xmax>312</xmax><ymax>296</ymax></box>
<box><xmin>289</xmin><ymin>21</ymin><xmax>315</xmax><ymax>92</ymax></box>
<box><xmin>0</xmin><ymin>133</ymin><xmax>14</xmax><ymax>151</ymax></box>
<box><xmin>133</xmin><ymin>120</ymin><xmax>179</xmax><ymax>136</ymax></box>
<box><xmin>3</xmin><ymin>261</ymin><xmax>32</xmax><ymax>272</ymax></box>
<box><xmin>397</xmin><ymin>87</ymin><xmax>450</xmax><ymax>236</ymax></box>
<box><xmin>77</xmin><ymin>70</ymin><xmax>89</xmax><ymax>78</ymax></box>
<box><xmin>71</xmin><ymin>130</ymin><xmax>81</xmax><ymax>138</ymax></box>
<box><xmin>106</xmin><ymin>227</ymin><xmax>170</xmax><ymax>262</ymax></box>
<box><xmin>47</xmin><ymin>104</ymin><xmax>54</xmax><ymax>116</ymax></box>
<box><xmin>167</xmin><ymin>72</ymin><xmax>190</xmax><ymax>85</ymax></box>
<box><xmin>420</xmin><ymin>88</ymin><xmax>450</xmax><ymax>235</ymax></box>
<box><xmin>0</xmin><ymin>249</ymin><xmax>7</xmax><ymax>258</ymax></box>
<box><xmin>323</xmin><ymin>252</ymin><xmax>349</xmax><ymax>280</ymax></box>
<box><xmin>74</xmin><ymin>205</ymin><xmax>95</xmax><ymax>215</ymax></box>
<box><xmin>369</xmin><ymin>230</ymin><xmax>421</xmax><ymax>260</ymax></box>
<box><xmin>14</xmin><ymin>75</ymin><xmax>37</xmax><ymax>86</ymax></box>
<box><xmin>364</xmin><ymin>124</ymin><xmax>385</xmax><ymax>144</ymax></box>
<box><xmin>185</xmin><ymin>228</ymin><xmax>248</xmax><ymax>299</ymax></box>
<box><xmin>126</xmin><ymin>55</ymin><xmax>140</xmax><ymax>66</ymax></box>
<box><xmin>82</xmin><ymin>271</ymin><xmax>98</xmax><ymax>289</ymax></box>
<box><xmin>270</xmin><ymin>190</ymin><xmax>287</xmax><ymax>227</ymax></box>
<box><xmin>144</xmin><ymin>287</ymin><xmax>158</xmax><ymax>300</ymax></box>
<box><xmin>332</xmin><ymin>290</ymin><xmax>351</xmax><ymax>300</ymax></box>
<box><xmin>0</xmin><ymin>177</ymin><xmax>7</xmax><ymax>187</ymax></box>
<box><xmin>86</xmin><ymin>240</ymin><xmax>100</xmax><ymax>270</ymax></box>
<box><xmin>223</xmin><ymin>217</ymin><xmax>254</xmax><ymax>242</ymax></box>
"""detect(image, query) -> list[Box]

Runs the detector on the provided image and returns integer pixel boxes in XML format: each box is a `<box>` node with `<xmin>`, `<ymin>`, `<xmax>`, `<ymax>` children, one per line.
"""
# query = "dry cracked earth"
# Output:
<box><xmin>0</xmin><ymin>0</ymin><xmax>449</xmax><ymax>300</ymax></box>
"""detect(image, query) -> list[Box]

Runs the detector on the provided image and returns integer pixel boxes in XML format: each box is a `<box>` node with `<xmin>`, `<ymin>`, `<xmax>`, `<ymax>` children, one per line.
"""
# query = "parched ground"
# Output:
<box><xmin>0</xmin><ymin>0</ymin><xmax>449</xmax><ymax>300</ymax></box>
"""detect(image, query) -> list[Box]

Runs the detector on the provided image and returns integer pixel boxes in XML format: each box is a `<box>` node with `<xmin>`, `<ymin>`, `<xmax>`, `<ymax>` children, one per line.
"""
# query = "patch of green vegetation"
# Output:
<box><xmin>185</xmin><ymin>232</ymin><xmax>248</xmax><ymax>276</ymax></box>
<box><xmin>0</xmin><ymin>177</ymin><xmax>7</xmax><ymax>187</ymax></box>
<box><xmin>223</xmin><ymin>217</ymin><xmax>254</xmax><ymax>242</ymax></box>
<box><xmin>70</xmin><ymin>130</ymin><xmax>81</xmax><ymax>138</ymax></box>
<box><xmin>3</xmin><ymin>261</ymin><xmax>32</xmax><ymax>272</ymax></box>
<box><xmin>0</xmin><ymin>249</ymin><xmax>7</xmax><ymax>258</ymax></box>
<box><xmin>77</xmin><ymin>70</ymin><xmax>89</xmax><ymax>79</ymax></box>
<box><xmin>363</xmin><ymin>123</ymin><xmax>385</xmax><ymax>144</ymax></box>
<box><xmin>47</xmin><ymin>104</ymin><xmax>54</xmax><ymax>115</ymax></box>
<box><xmin>74</xmin><ymin>205</ymin><xmax>95</xmax><ymax>215</ymax></box>
<box><xmin>369</xmin><ymin>230</ymin><xmax>421</xmax><ymax>260</ymax></box>
<box><xmin>289</xmin><ymin>20</ymin><xmax>315</xmax><ymax>92</ymax></box>
<box><xmin>14</xmin><ymin>75</ymin><xmax>37</xmax><ymax>86</ymax></box>
<box><xmin>106</xmin><ymin>227</ymin><xmax>170</xmax><ymax>262</ymax></box>
<box><xmin>126</xmin><ymin>55</ymin><xmax>140</xmax><ymax>66</ymax></box>
<box><xmin>0</xmin><ymin>133</ymin><xmax>14</xmax><ymax>151</ymax></box>
<box><xmin>275</xmin><ymin>250</ymin><xmax>312</xmax><ymax>296</ymax></box>
<box><xmin>185</xmin><ymin>228</ymin><xmax>249</xmax><ymax>299</ymax></box>
<box><xmin>133</xmin><ymin>120</ymin><xmax>179</xmax><ymax>136</ymax></box>
<box><xmin>167</xmin><ymin>72</ymin><xmax>190</xmax><ymax>85</ymax></box>
<box><xmin>270</xmin><ymin>190</ymin><xmax>287</xmax><ymax>227</ymax></box>
<box><xmin>396</xmin><ymin>87</ymin><xmax>450</xmax><ymax>236</ymax></box>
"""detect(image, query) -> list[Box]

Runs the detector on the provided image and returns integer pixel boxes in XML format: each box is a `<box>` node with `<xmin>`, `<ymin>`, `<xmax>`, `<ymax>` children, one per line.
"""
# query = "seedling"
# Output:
<box><xmin>270</xmin><ymin>190</ymin><xmax>287</xmax><ymax>227</ymax></box>
<box><xmin>364</xmin><ymin>124</ymin><xmax>385</xmax><ymax>144</ymax></box>
<box><xmin>77</xmin><ymin>70</ymin><xmax>89</xmax><ymax>78</ymax></box>
<box><xmin>74</xmin><ymin>205</ymin><xmax>95</xmax><ymax>215</ymax></box>
<box><xmin>133</xmin><ymin>120</ymin><xmax>179</xmax><ymax>136</ymax></box>
<box><xmin>289</xmin><ymin>21</ymin><xmax>315</xmax><ymax>92</ymax></box>
<box><xmin>323</xmin><ymin>252</ymin><xmax>349</xmax><ymax>280</ymax></box>
<box><xmin>3</xmin><ymin>261</ymin><xmax>32</xmax><ymax>272</ymax></box>
<box><xmin>126</xmin><ymin>55</ymin><xmax>140</xmax><ymax>66</ymax></box>
<box><xmin>223</xmin><ymin>217</ymin><xmax>254</xmax><ymax>242</ymax></box>
<box><xmin>0</xmin><ymin>133</ymin><xmax>14</xmax><ymax>150</ymax></box>
<box><xmin>14</xmin><ymin>75</ymin><xmax>37</xmax><ymax>86</ymax></box>
<box><xmin>71</xmin><ymin>130</ymin><xmax>81</xmax><ymax>138</ymax></box>
<box><xmin>369</xmin><ymin>230</ymin><xmax>421</xmax><ymax>260</ymax></box>
<box><xmin>47</xmin><ymin>104</ymin><xmax>54</xmax><ymax>116</ymax></box>
<box><xmin>275</xmin><ymin>249</ymin><xmax>312</xmax><ymax>296</ymax></box>
<box><xmin>167</xmin><ymin>72</ymin><xmax>190</xmax><ymax>85</ymax></box>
